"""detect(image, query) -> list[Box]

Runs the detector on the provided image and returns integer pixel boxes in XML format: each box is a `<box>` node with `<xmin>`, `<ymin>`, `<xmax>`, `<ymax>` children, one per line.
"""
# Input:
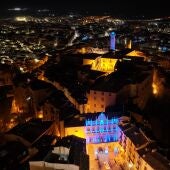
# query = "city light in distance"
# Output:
<box><xmin>8</xmin><ymin>8</ymin><xmax>28</xmax><ymax>11</ymax></box>
<box><xmin>15</xmin><ymin>17</ymin><xmax>28</xmax><ymax>22</ymax></box>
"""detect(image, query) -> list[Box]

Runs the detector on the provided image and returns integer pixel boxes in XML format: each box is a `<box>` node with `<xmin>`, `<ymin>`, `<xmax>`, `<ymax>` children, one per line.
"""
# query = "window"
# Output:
<box><xmin>94</xmin><ymin>104</ymin><xmax>96</xmax><ymax>107</ymax></box>
<box><xmin>101</xmin><ymin>105</ymin><xmax>104</xmax><ymax>108</ymax></box>
<box><xmin>101</xmin><ymin>92</ymin><xmax>104</xmax><ymax>95</ymax></box>
<box><xmin>101</xmin><ymin>97</ymin><xmax>104</xmax><ymax>101</ymax></box>
<box><xmin>94</xmin><ymin>97</ymin><xmax>96</xmax><ymax>100</ymax></box>
<box><xmin>86</xmin><ymin>127</ymin><xmax>90</xmax><ymax>133</ymax></box>
<box><xmin>94</xmin><ymin>91</ymin><xmax>96</xmax><ymax>94</ymax></box>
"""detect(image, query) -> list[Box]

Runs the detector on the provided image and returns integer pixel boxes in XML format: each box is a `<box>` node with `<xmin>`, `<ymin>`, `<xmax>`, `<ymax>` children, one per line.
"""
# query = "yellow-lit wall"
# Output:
<box><xmin>83</xmin><ymin>56</ymin><xmax>118</xmax><ymax>73</ymax></box>
<box><xmin>91</xmin><ymin>57</ymin><xmax>118</xmax><ymax>73</ymax></box>
<box><xmin>127</xmin><ymin>40</ymin><xmax>132</xmax><ymax>49</ymax></box>
<box><xmin>84</xmin><ymin>90</ymin><xmax>117</xmax><ymax>113</ymax></box>
<box><xmin>120</xmin><ymin>130</ymin><xmax>154</xmax><ymax>170</ymax></box>
<box><xmin>126</xmin><ymin>50</ymin><xmax>147</xmax><ymax>61</ymax></box>
<box><xmin>65</xmin><ymin>126</ymin><xmax>85</xmax><ymax>138</ymax></box>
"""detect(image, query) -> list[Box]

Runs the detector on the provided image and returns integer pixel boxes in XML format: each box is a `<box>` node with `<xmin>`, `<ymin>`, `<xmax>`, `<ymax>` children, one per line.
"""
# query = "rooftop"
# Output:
<box><xmin>121</xmin><ymin>124</ymin><xmax>149</xmax><ymax>148</ymax></box>
<box><xmin>144</xmin><ymin>151</ymin><xmax>170</xmax><ymax>170</ymax></box>
<box><xmin>8</xmin><ymin>119</ymin><xmax>54</xmax><ymax>143</ymax></box>
<box><xmin>90</xmin><ymin>60</ymin><xmax>152</xmax><ymax>92</ymax></box>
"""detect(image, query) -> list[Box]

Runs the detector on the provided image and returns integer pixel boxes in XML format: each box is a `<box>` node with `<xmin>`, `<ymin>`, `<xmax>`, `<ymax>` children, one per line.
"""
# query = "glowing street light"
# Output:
<box><xmin>152</xmin><ymin>83</ymin><xmax>158</xmax><ymax>95</ymax></box>
<box><xmin>128</xmin><ymin>162</ymin><xmax>133</xmax><ymax>169</ymax></box>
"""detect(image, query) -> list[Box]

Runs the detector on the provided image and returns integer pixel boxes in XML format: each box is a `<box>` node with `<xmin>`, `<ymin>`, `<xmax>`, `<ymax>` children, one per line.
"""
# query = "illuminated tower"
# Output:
<box><xmin>125</xmin><ymin>38</ymin><xmax>132</xmax><ymax>49</ymax></box>
<box><xmin>127</xmin><ymin>39</ymin><xmax>132</xmax><ymax>49</ymax></box>
<box><xmin>110</xmin><ymin>32</ymin><xmax>116</xmax><ymax>51</ymax></box>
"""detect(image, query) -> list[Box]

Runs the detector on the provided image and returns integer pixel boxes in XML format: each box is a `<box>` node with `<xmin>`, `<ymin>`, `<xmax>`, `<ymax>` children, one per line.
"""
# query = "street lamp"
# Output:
<box><xmin>128</xmin><ymin>162</ymin><xmax>133</xmax><ymax>169</ymax></box>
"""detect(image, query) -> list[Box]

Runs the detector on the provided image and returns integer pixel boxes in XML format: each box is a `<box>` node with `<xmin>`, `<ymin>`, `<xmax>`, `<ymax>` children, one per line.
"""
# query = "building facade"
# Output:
<box><xmin>84</xmin><ymin>90</ymin><xmax>117</xmax><ymax>113</ymax></box>
<box><xmin>85</xmin><ymin>113</ymin><xmax>120</xmax><ymax>144</ymax></box>
<box><xmin>65</xmin><ymin>112</ymin><xmax>170</xmax><ymax>170</ymax></box>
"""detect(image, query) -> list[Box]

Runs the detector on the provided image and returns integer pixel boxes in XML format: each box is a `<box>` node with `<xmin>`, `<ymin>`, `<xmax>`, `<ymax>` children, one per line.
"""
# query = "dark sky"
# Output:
<box><xmin>1</xmin><ymin>0</ymin><xmax>170</xmax><ymax>17</ymax></box>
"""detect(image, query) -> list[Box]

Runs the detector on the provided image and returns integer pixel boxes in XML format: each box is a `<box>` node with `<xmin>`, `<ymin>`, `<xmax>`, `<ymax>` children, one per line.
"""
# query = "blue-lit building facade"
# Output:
<box><xmin>85</xmin><ymin>113</ymin><xmax>120</xmax><ymax>144</ymax></box>
<box><xmin>110</xmin><ymin>32</ymin><xmax>116</xmax><ymax>51</ymax></box>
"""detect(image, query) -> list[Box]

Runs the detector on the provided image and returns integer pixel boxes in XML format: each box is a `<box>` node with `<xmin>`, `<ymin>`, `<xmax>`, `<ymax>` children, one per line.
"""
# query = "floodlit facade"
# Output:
<box><xmin>85</xmin><ymin>113</ymin><xmax>120</xmax><ymax>144</ymax></box>
<box><xmin>65</xmin><ymin>126</ymin><xmax>85</xmax><ymax>138</ymax></box>
<box><xmin>91</xmin><ymin>57</ymin><xmax>118</xmax><ymax>73</ymax></box>
<box><xmin>125</xmin><ymin>38</ymin><xmax>132</xmax><ymax>49</ymax></box>
<box><xmin>126</xmin><ymin>50</ymin><xmax>147</xmax><ymax>61</ymax></box>
<box><xmin>110</xmin><ymin>32</ymin><xmax>116</xmax><ymax>51</ymax></box>
<box><xmin>65</xmin><ymin>112</ymin><xmax>170</xmax><ymax>170</ymax></box>
<box><xmin>84</xmin><ymin>90</ymin><xmax>117</xmax><ymax>113</ymax></box>
<box><xmin>83</xmin><ymin>56</ymin><xmax>118</xmax><ymax>73</ymax></box>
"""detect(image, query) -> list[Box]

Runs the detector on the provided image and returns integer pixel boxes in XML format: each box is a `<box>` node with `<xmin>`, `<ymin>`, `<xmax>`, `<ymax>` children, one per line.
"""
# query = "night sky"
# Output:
<box><xmin>0</xmin><ymin>0</ymin><xmax>170</xmax><ymax>17</ymax></box>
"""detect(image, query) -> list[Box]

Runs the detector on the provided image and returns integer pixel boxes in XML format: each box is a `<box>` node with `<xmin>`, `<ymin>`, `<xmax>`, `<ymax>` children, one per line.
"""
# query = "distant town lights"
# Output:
<box><xmin>15</xmin><ymin>17</ymin><xmax>27</xmax><ymax>22</ymax></box>
<box><xmin>34</xmin><ymin>58</ymin><xmax>40</xmax><ymax>63</ymax></box>
<box><xmin>8</xmin><ymin>7</ymin><xmax>28</xmax><ymax>11</ymax></box>
<box><xmin>13</xmin><ymin>7</ymin><xmax>22</xmax><ymax>11</ymax></box>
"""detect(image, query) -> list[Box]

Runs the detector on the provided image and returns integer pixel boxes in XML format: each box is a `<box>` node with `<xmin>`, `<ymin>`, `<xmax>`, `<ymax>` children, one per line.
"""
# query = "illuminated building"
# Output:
<box><xmin>77</xmin><ymin>47</ymin><xmax>108</xmax><ymax>55</ymax></box>
<box><xmin>119</xmin><ymin>124</ymin><xmax>170</xmax><ymax>170</ymax></box>
<box><xmin>65</xmin><ymin>126</ymin><xmax>85</xmax><ymax>138</ymax></box>
<box><xmin>65</xmin><ymin>113</ymin><xmax>170</xmax><ymax>170</ymax></box>
<box><xmin>125</xmin><ymin>38</ymin><xmax>132</xmax><ymax>49</ymax></box>
<box><xmin>85</xmin><ymin>112</ymin><xmax>119</xmax><ymax>144</ymax></box>
<box><xmin>126</xmin><ymin>50</ymin><xmax>147</xmax><ymax>61</ymax></box>
<box><xmin>91</xmin><ymin>56</ymin><xmax>118</xmax><ymax>73</ymax></box>
<box><xmin>29</xmin><ymin>136</ymin><xmax>89</xmax><ymax>170</ymax></box>
<box><xmin>15</xmin><ymin>16</ymin><xmax>28</xmax><ymax>22</ymax></box>
<box><xmin>110</xmin><ymin>32</ymin><xmax>116</xmax><ymax>51</ymax></box>
<box><xmin>84</xmin><ymin>90</ymin><xmax>117</xmax><ymax>113</ymax></box>
<box><xmin>82</xmin><ymin>53</ymin><xmax>118</xmax><ymax>73</ymax></box>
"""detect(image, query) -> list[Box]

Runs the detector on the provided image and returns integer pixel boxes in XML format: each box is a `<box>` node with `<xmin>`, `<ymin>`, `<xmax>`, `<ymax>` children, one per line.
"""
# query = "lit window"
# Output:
<box><xmin>100</xmin><ymin>120</ymin><xmax>104</xmax><ymax>124</ymax></box>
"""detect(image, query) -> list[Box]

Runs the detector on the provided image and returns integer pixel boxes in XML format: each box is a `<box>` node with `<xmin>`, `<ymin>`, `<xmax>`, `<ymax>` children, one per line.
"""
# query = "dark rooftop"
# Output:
<box><xmin>144</xmin><ymin>152</ymin><xmax>170</xmax><ymax>170</ymax></box>
<box><xmin>0</xmin><ymin>141</ymin><xmax>28</xmax><ymax>170</ymax></box>
<box><xmin>30</xmin><ymin>79</ymin><xmax>54</xmax><ymax>90</ymax></box>
<box><xmin>8</xmin><ymin>119</ymin><xmax>54</xmax><ymax>143</ymax></box>
<box><xmin>102</xmin><ymin>48</ymin><xmax>133</xmax><ymax>59</ymax></box>
<box><xmin>123</xmin><ymin>125</ymin><xmax>148</xmax><ymax>148</ymax></box>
